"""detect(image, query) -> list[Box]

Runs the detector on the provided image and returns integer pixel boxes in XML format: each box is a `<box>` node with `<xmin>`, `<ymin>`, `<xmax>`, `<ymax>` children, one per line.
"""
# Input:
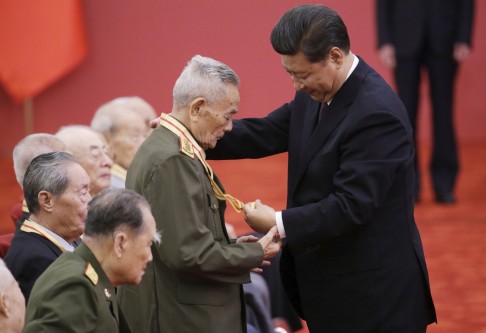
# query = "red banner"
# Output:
<box><xmin>0</xmin><ymin>0</ymin><xmax>88</xmax><ymax>102</ymax></box>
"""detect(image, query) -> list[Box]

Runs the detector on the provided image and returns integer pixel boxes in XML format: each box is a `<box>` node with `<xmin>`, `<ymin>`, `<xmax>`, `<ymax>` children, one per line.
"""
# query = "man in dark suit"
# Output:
<box><xmin>4</xmin><ymin>152</ymin><xmax>90</xmax><ymax>301</ymax></box>
<box><xmin>207</xmin><ymin>5</ymin><xmax>436</xmax><ymax>332</ymax></box>
<box><xmin>24</xmin><ymin>188</ymin><xmax>158</xmax><ymax>333</ymax></box>
<box><xmin>376</xmin><ymin>0</ymin><xmax>475</xmax><ymax>203</ymax></box>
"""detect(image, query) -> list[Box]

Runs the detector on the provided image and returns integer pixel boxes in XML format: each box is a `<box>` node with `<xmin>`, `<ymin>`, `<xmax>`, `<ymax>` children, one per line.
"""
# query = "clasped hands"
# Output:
<box><xmin>236</xmin><ymin>200</ymin><xmax>281</xmax><ymax>273</ymax></box>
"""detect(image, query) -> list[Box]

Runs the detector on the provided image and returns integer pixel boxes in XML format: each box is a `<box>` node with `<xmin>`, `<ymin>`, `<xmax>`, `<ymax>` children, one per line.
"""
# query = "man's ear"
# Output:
<box><xmin>189</xmin><ymin>98</ymin><xmax>206</xmax><ymax>119</ymax></box>
<box><xmin>328</xmin><ymin>47</ymin><xmax>344</xmax><ymax>67</ymax></box>
<box><xmin>113</xmin><ymin>231</ymin><xmax>128</xmax><ymax>258</ymax></box>
<box><xmin>38</xmin><ymin>191</ymin><xmax>53</xmax><ymax>212</ymax></box>
<box><xmin>0</xmin><ymin>292</ymin><xmax>9</xmax><ymax>317</ymax></box>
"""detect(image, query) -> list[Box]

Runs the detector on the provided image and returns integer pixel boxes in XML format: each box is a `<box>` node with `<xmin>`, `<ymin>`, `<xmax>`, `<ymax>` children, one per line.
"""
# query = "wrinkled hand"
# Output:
<box><xmin>250</xmin><ymin>260</ymin><xmax>271</xmax><ymax>274</ymax></box>
<box><xmin>236</xmin><ymin>234</ymin><xmax>273</xmax><ymax>273</ymax></box>
<box><xmin>243</xmin><ymin>199</ymin><xmax>276</xmax><ymax>234</ymax></box>
<box><xmin>257</xmin><ymin>226</ymin><xmax>282</xmax><ymax>260</ymax></box>
<box><xmin>236</xmin><ymin>234</ymin><xmax>259</xmax><ymax>244</ymax></box>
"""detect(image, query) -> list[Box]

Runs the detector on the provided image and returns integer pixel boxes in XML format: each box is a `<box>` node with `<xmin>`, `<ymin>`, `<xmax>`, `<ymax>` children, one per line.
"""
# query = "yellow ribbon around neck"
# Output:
<box><xmin>159</xmin><ymin>113</ymin><xmax>249</xmax><ymax>213</ymax></box>
<box><xmin>21</xmin><ymin>219</ymin><xmax>67</xmax><ymax>253</ymax></box>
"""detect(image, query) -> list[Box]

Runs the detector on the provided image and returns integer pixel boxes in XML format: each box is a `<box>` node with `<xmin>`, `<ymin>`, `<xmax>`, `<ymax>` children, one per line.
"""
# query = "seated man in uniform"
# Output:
<box><xmin>24</xmin><ymin>188</ymin><xmax>160</xmax><ymax>333</ymax></box>
<box><xmin>91</xmin><ymin>98</ymin><xmax>149</xmax><ymax>188</ymax></box>
<box><xmin>0</xmin><ymin>259</ymin><xmax>25</xmax><ymax>333</ymax></box>
<box><xmin>56</xmin><ymin>125</ymin><xmax>113</xmax><ymax>197</ymax></box>
<box><xmin>4</xmin><ymin>152</ymin><xmax>91</xmax><ymax>301</ymax></box>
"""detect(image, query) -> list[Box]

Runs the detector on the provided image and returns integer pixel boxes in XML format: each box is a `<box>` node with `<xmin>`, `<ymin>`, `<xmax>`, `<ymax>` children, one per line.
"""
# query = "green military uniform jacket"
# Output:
<box><xmin>24</xmin><ymin>243</ymin><xmax>131</xmax><ymax>333</ymax></box>
<box><xmin>118</xmin><ymin>123</ymin><xmax>264</xmax><ymax>333</ymax></box>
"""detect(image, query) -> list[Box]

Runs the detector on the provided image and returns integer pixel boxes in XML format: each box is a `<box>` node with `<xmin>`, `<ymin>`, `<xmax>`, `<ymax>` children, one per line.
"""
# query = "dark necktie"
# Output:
<box><xmin>318</xmin><ymin>102</ymin><xmax>329</xmax><ymax>123</ymax></box>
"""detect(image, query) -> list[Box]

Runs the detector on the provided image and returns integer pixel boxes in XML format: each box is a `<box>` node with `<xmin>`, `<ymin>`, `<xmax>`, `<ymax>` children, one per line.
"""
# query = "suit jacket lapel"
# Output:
<box><xmin>303</xmin><ymin>103</ymin><xmax>320</xmax><ymax>143</ymax></box>
<box><xmin>303</xmin><ymin>101</ymin><xmax>348</xmax><ymax>166</ymax></box>
<box><xmin>290</xmin><ymin>57</ymin><xmax>368</xmax><ymax>197</ymax></box>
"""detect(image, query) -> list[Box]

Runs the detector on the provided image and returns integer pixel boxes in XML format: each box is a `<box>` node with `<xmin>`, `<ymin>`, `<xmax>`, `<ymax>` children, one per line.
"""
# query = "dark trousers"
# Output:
<box><xmin>395</xmin><ymin>50</ymin><xmax>459</xmax><ymax>197</ymax></box>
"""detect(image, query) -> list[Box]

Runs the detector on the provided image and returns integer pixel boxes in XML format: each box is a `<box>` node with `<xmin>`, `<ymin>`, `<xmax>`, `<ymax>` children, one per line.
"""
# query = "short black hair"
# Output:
<box><xmin>84</xmin><ymin>188</ymin><xmax>150</xmax><ymax>237</ymax></box>
<box><xmin>270</xmin><ymin>4</ymin><xmax>350</xmax><ymax>63</ymax></box>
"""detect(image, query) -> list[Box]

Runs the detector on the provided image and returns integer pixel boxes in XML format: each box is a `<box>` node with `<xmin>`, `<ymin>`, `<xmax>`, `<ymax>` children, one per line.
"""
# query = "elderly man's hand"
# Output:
<box><xmin>257</xmin><ymin>226</ymin><xmax>282</xmax><ymax>260</ymax></box>
<box><xmin>243</xmin><ymin>199</ymin><xmax>276</xmax><ymax>234</ymax></box>
<box><xmin>236</xmin><ymin>233</ymin><xmax>275</xmax><ymax>273</ymax></box>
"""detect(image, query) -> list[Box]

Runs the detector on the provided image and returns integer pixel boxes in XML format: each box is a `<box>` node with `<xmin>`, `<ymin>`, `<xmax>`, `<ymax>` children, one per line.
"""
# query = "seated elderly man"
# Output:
<box><xmin>4</xmin><ymin>152</ymin><xmax>91</xmax><ymax>301</ymax></box>
<box><xmin>11</xmin><ymin>133</ymin><xmax>67</xmax><ymax>226</ymax></box>
<box><xmin>56</xmin><ymin>125</ymin><xmax>113</xmax><ymax>197</ymax></box>
<box><xmin>0</xmin><ymin>259</ymin><xmax>25</xmax><ymax>333</ymax></box>
<box><xmin>23</xmin><ymin>188</ymin><xmax>159</xmax><ymax>333</ymax></box>
<box><xmin>91</xmin><ymin>98</ymin><xmax>150</xmax><ymax>188</ymax></box>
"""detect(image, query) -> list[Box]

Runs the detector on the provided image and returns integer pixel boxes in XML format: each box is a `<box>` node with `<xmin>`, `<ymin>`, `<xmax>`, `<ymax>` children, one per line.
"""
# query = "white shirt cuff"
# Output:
<box><xmin>275</xmin><ymin>211</ymin><xmax>286</xmax><ymax>238</ymax></box>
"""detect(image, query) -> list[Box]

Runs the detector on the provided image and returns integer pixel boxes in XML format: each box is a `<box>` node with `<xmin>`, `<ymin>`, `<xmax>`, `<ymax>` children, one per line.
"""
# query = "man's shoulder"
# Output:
<box><xmin>32</xmin><ymin>252</ymin><xmax>87</xmax><ymax>292</ymax></box>
<box><xmin>133</xmin><ymin>128</ymin><xmax>198</xmax><ymax>170</ymax></box>
<box><xmin>133</xmin><ymin>128</ymin><xmax>181</xmax><ymax>163</ymax></box>
<box><xmin>6</xmin><ymin>231</ymin><xmax>60</xmax><ymax>259</ymax></box>
<box><xmin>127</xmin><ymin>128</ymin><xmax>194</xmax><ymax>189</ymax></box>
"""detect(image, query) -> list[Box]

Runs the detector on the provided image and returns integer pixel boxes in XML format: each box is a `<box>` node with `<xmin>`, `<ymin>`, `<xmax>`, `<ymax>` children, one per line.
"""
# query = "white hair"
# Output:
<box><xmin>91</xmin><ymin>97</ymin><xmax>156</xmax><ymax>133</ymax></box>
<box><xmin>173</xmin><ymin>55</ymin><xmax>239</xmax><ymax>108</ymax></box>
<box><xmin>12</xmin><ymin>133</ymin><xmax>66</xmax><ymax>187</ymax></box>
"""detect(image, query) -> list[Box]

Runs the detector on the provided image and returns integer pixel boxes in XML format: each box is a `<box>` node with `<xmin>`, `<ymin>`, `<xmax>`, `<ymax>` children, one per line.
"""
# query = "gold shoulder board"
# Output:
<box><xmin>180</xmin><ymin>137</ymin><xmax>195</xmax><ymax>159</ymax></box>
<box><xmin>84</xmin><ymin>262</ymin><xmax>98</xmax><ymax>286</ymax></box>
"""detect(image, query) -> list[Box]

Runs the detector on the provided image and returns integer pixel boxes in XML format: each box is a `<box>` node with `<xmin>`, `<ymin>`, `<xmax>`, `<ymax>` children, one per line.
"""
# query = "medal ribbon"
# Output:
<box><xmin>159</xmin><ymin>113</ymin><xmax>247</xmax><ymax>213</ymax></box>
<box><xmin>21</xmin><ymin>219</ymin><xmax>67</xmax><ymax>253</ymax></box>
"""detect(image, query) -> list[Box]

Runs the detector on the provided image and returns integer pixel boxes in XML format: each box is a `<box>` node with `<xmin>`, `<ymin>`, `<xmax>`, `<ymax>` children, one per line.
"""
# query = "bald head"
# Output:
<box><xmin>56</xmin><ymin>125</ymin><xmax>113</xmax><ymax>196</ymax></box>
<box><xmin>12</xmin><ymin>133</ymin><xmax>67</xmax><ymax>188</ymax></box>
<box><xmin>91</xmin><ymin>99</ymin><xmax>148</xmax><ymax>169</ymax></box>
<box><xmin>0</xmin><ymin>259</ymin><xmax>25</xmax><ymax>333</ymax></box>
<box><xmin>95</xmin><ymin>97</ymin><xmax>156</xmax><ymax>131</ymax></box>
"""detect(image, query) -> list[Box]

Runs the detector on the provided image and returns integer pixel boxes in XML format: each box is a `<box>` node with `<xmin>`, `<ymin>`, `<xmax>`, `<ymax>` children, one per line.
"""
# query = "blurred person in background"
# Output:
<box><xmin>56</xmin><ymin>125</ymin><xmax>113</xmax><ymax>197</ymax></box>
<box><xmin>376</xmin><ymin>0</ymin><xmax>475</xmax><ymax>203</ymax></box>
<box><xmin>91</xmin><ymin>98</ymin><xmax>149</xmax><ymax>188</ymax></box>
<box><xmin>103</xmin><ymin>96</ymin><xmax>157</xmax><ymax>136</ymax></box>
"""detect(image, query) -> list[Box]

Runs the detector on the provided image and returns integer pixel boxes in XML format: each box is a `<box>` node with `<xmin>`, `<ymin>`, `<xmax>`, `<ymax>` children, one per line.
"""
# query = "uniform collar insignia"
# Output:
<box><xmin>84</xmin><ymin>262</ymin><xmax>98</xmax><ymax>285</ymax></box>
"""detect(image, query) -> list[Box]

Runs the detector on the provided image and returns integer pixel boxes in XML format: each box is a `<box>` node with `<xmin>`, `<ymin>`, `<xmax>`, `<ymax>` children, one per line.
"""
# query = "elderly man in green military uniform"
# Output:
<box><xmin>118</xmin><ymin>55</ymin><xmax>282</xmax><ymax>333</ymax></box>
<box><xmin>23</xmin><ymin>188</ymin><xmax>160</xmax><ymax>333</ymax></box>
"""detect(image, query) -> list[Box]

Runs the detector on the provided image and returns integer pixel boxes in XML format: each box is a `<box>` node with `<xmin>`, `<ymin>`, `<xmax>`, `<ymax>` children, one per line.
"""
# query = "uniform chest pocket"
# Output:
<box><xmin>207</xmin><ymin>193</ymin><xmax>223</xmax><ymax>241</ymax></box>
